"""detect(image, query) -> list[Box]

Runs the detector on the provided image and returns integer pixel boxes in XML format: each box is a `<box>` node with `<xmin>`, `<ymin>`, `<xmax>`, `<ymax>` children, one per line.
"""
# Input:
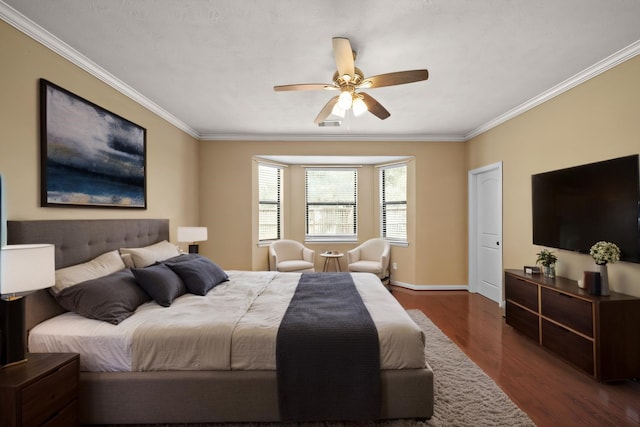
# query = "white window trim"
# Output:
<box><xmin>305</xmin><ymin>167</ymin><xmax>358</xmax><ymax>242</ymax></box>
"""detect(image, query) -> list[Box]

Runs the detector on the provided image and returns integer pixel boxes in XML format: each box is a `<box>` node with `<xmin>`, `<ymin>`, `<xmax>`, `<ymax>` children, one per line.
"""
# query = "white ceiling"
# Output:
<box><xmin>3</xmin><ymin>0</ymin><xmax>640</xmax><ymax>142</ymax></box>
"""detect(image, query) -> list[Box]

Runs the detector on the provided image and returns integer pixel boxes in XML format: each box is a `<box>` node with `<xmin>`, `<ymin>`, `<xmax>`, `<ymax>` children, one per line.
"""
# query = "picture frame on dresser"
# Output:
<box><xmin>39</xmin><ymin>79</ymin><xmax>147</xmax><ymax>209</ymax></box>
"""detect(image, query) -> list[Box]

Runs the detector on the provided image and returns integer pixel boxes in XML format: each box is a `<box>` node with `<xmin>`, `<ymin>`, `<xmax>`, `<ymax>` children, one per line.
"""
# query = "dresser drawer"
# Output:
<box><xmin>41</xmin><ymin>399</ymin><xmax>78</xmax><ymax>427</ymax></box>
<box><xmin>506</xmin><ymin>301</ymin><xmax>539</xmax><ymax>341</ymax></box>
<box><xmin>542</xmin><ymin>319</ymin><xmax>594</xmax><ymax>376</ymax></box>
<box><xmin>21</xmin><ymin>358</ymin><xmax>79</xmax><ymax>427</ymax></box>
<box><xmin>505</xmin><ymin>274</ymin><xmax>538</xmax><ymax>311</ymax></box>
<box><xmin>540</xmin><ymin>288</ymin><xmax>593</xmax><ymax>337</ymax></box>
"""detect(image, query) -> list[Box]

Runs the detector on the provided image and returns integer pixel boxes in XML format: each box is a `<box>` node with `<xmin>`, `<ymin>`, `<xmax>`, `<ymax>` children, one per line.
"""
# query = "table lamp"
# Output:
<box><xmin>1</xmin><ymin>244</ymin><xmax>55</xmax><ymax>367</ymax></box>
<box><xmin>177</xmin><ymin>227</ymin><xmax>208</xmax><ymax>254</ymax></box>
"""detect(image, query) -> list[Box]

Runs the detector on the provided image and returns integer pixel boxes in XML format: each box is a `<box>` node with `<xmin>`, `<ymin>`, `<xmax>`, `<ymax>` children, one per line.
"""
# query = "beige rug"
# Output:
<box><xmin>94</xmin><ymin>309</ymin><xmax>535</xmax><ymax>427</ymax></box>
<box><xmin>407</xmin><ymin>309</ymin><xmax>535</xmax><ymax>427</ymax></box>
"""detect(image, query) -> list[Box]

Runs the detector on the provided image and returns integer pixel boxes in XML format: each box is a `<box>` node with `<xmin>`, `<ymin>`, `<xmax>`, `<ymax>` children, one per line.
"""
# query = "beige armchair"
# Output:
<box><xmin>269</xmin><ymin>239</ymin><xmax>315</xmax><ymax>272</ymax></box>
<box><xmin>347</xmin><ymin>238</ymin><xmax>391</xmax><ymax>281</ymax></box>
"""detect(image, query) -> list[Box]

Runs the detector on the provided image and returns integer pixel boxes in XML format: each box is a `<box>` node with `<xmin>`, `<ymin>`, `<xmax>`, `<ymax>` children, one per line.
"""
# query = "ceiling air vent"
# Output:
<box><xmin>318</xmin><ymin>120</ymin><xmax>341</xmax><ymax>127</ymax></box>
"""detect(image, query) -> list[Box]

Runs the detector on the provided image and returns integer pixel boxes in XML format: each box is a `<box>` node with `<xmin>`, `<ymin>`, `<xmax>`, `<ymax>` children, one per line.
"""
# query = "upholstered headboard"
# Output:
<box><xmin>7</xmin><ymin>219</ymin><xmax>169</xmax><ymax>330</ymax></box>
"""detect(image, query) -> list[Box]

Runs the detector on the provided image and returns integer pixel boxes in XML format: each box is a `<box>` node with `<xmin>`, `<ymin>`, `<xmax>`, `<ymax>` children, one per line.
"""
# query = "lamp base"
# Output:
<box><xmin>188</xmin><ymin>244</ymin><xmax>199</xmax><ymax>254</ymax></box>
<box><xmin>0</xmin><ymin>297</ymin><xmax>27</xmax><ymax>367</ymax></box>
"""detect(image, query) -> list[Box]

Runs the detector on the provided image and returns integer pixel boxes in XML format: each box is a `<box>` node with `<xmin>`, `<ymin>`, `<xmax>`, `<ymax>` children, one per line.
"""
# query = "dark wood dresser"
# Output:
<box><xmin>504</xmin><ymin>269</ymin><xmax>640</xmax><ymax>382</ymax></box>
<box><xmin>0</xmin><ymin>353</ymin><xmax>79</xmax><ymax>426</ymax></box>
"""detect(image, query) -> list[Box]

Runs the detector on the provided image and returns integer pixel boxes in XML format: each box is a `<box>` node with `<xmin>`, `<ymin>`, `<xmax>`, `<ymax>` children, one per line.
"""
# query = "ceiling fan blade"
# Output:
<box><xmin>314</xmin><ymin>96</ymin><xmax>339</xmax><ymax>124</ymax></box>
<box><xmin>360</xmin><ymin>92</ymin><xmax>390</xmax><ymax>120</ymax></box>
<box><xmin>332</xmin><ymin>37</ymin><xmax>355</xmax><ymax>78</ymax></box>
<box><xmin>274</xmin><ymin>83</ymin><xmax>337</xmax><ymax>91</ymax></box>
<box><xmin>361</xmin><ymin>69</ymin><xmax>429</xmax><ymax>89</ymax></box>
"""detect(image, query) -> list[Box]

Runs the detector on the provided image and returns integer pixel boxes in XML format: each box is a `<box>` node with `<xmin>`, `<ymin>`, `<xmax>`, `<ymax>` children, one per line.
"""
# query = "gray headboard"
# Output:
<box><xmin>7</xmin><ymin>219</ymin><xmax>169</xmax><ymax>330</ymax></box>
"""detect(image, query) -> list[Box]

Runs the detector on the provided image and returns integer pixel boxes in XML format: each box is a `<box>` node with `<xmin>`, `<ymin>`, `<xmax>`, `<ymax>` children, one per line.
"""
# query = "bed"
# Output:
<box><xmin>8</xmin><ymin>219</ymin><xmax>433</xmax><ymax>424</ymax></box>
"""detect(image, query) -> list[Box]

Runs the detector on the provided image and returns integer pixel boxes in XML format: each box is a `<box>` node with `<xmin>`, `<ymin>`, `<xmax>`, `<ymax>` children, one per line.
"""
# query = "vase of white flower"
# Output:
<box><xmin>589</xmin><ymin>241</ymin><xmax>621</xmax><ymax>296</ymax></box>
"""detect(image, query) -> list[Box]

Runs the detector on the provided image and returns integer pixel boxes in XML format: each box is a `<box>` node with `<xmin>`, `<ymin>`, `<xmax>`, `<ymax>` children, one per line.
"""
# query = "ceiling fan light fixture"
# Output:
<box><xmin>331</xmin><ymin>103</ymin><xmax>346</xmax><ymax>118</ymax></box>
<box><xmin>338</xmin><ymin>91</ymin><xmax>353</xmax><ymax>109</ymax></box>
<box><xmin>273</xmin><ymin>37</ymin><xmax>428</xmax><ymax>123</ymax></box>
<box><xmin>352</xmin><ymin>95</ymin><xmax>368</xmax><ymax>116</ymax></box>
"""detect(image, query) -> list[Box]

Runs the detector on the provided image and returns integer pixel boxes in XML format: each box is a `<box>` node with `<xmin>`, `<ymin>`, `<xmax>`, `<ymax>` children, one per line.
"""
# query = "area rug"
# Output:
<box><xmin>407</xmin><ymin>309</ymin><xmax>534</xmax><ymax>427</ymax></box>
<box><xmin>95</xmin><ymin>310</ymin><xmax>535</xmax><ymax>427</ymax></box>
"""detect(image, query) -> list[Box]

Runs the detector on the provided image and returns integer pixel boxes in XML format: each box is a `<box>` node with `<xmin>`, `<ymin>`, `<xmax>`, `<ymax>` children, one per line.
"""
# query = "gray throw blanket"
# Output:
<box><xmin>276</xmin><ymin>273</ymin><xmax>380</xmax><ymax>422</ymax></box>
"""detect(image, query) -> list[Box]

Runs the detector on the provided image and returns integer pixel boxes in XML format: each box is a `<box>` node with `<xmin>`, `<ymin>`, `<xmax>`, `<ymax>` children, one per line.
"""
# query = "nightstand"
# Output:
<box><xmin>0</xmin><ymin>353</ymin><xmax>79</xmax><ymax>427</ymax></box>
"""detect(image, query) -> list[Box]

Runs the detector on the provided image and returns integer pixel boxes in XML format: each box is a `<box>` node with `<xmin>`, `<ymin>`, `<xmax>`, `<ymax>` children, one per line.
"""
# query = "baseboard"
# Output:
<box><xmin>390</xmin><ymin>281</ymin><xmax>468</xmax><ymax>291</ymax></box>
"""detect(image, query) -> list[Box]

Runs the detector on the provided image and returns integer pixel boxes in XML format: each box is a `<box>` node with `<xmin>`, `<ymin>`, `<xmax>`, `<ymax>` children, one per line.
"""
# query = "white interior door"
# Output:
<box><xmin>469</xmin><ymin>163</ymin><xmax>503</xmax><ymax>304</ymax></box>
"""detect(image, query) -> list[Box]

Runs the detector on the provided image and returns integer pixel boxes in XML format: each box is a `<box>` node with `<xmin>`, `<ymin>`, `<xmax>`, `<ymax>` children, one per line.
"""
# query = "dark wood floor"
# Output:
<box><xmin>391</xmin><ymin>287</ymin><xmax>640</xmax><ymax>427</ymax></box>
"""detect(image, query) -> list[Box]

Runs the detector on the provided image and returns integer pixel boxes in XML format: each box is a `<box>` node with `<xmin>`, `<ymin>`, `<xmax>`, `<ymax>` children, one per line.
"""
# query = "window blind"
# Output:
<box><xmin>305</xmin><ymin>168</ymin><xmax>357</xmax><ymax>239</ymax></box>
<box><xmin>258</xmin><ymin>164</ymin><xmax>282</xmax><ymax>241</ymax></box>
<box><xmin>380</xmin><ymin>164</ymin><xmax>407</xmax><ymax>241</ymax></box>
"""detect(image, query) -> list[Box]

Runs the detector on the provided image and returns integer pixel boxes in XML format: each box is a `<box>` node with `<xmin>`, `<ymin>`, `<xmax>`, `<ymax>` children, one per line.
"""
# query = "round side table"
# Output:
<box><xmin>320</xmin><ymin>252</ymin><xmax>344</xmax><ymax>272</ymax></box>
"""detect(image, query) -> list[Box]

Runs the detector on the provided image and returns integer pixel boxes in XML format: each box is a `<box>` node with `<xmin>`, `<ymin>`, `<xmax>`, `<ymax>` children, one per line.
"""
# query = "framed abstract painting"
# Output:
<box><xmin>40</xmin><ymin>79</ymin><xmax>147</xmax><ymax>209</ymax></box>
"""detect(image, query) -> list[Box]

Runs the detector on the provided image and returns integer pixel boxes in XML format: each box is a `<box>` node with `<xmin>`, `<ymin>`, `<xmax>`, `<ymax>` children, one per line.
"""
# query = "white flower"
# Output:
<box><xmin>589</xmin><ymin>241</ymin><xmax>621</xmax><ymax>265</ymax></box>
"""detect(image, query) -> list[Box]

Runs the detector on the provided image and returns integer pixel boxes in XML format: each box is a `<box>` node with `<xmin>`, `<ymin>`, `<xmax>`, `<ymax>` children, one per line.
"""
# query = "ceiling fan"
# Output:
<box><xmin>274</xmin><ymin>37</ymin><xmax>429</xmax><ymax>124</ymax></box>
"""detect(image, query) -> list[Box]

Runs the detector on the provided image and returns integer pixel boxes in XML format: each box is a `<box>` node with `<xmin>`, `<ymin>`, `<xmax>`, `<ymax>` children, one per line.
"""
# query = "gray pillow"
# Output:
<box><xmin>132</xmin><ymin>263</ymin><xmax>186</xmax><ymax>307</ymax></box>
<box><xmin>55</xmin><ymin>269</ymin><xmax>150</xmax><ymax>325</ymax></box>
<box><xmin>166</xmin><ymin>256</ymin><xmax>228</xmax><ymax>296</ymax></box>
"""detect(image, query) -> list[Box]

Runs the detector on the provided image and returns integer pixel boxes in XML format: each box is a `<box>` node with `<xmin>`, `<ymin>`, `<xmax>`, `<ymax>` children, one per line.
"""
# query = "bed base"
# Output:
<box><xmin>80</xmin><ymin>368</ymin><xmax>433</xmax><ymax>424</ymax></box>
<box><xmin>9</xmin><ymin>219</ymin><xmax>434</xmax><ymax>424</ymax></box>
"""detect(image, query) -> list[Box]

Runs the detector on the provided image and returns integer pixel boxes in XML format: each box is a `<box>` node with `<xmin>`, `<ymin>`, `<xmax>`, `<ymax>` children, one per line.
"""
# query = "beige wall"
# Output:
<box><xmin>9</xmin><ymin>16</ymin><xmax>637</xmax><ymax>295</ymax></box>
<box><xmin>0</xmin><ymin>21</ymin><xmax>200</xmax><ymax>242</ymax></box>
<box><xmin>467</xmin><ymin>55</ymin><xmax>640</xmax><ymax>297</ymax></box>
<box><xmin>198</xmin><ymin>140</ymin><xmax>468</xmax><ymax>287</ymax></box>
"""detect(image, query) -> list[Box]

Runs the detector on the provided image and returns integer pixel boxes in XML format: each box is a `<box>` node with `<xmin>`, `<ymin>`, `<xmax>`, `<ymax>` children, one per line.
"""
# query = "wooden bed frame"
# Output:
<box><xmin>8</xmin><ymin>219</ymin><xmax>434</xmax><ymax>424</ymax></box>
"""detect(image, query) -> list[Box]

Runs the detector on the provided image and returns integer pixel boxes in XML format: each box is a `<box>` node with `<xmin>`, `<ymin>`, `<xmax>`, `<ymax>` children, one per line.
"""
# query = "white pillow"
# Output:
<box><xmin>120</xmin><ymin>253</ymin><xmax>135</xmax><ymax>268</ymax></box>
<box><xmin>53</xmin><ymin>250</ymin><xmax>126</xmax><ymax>295</ymax></box>
<box><xmin>119</xmin><ymin>240</ymin><xmax>180</xmax><ymax>268</ymax></box>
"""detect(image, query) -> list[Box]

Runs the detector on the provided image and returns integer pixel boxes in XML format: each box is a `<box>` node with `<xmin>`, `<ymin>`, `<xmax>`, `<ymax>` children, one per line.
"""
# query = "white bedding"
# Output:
<box><xmin>29</xmin><ymin>271</ymin><xmax>425</xmax><ymax>372</ymax></box>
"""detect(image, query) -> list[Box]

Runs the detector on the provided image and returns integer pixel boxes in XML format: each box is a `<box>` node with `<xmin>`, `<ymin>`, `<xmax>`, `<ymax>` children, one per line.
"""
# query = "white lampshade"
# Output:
<box><xmin>352</xmin><ymin>96</ymin><xmax>368</xmax><ymax>116</ymax></box>
<box><xmin>177</xmin><ymin>226</ymin><xmax>208</xmax><ymax>243</ymax></box>
<box><xmin>331</xmin><ymin>102</ymin><xmax>346</xmax><ymax>118</ymax></box>
<box><xmin>1</xmin><ymin>244</ymin><xmax>55</xmax><ymax>297</ymax></box>
<box><xmin>337</xmin><ymin>91</ymin><xmax>353</xmax><ymax>109</ymax></box>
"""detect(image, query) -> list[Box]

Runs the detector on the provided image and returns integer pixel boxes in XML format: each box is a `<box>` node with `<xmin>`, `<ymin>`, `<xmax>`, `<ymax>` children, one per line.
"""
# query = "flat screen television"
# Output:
<box><xmin>532</xmin><ymin>154</ymin><xmax>640</xmax><ymax>263</ymax></box>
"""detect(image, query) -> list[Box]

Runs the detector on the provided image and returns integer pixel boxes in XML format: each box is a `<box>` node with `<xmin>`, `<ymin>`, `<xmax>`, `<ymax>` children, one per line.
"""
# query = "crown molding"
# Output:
<box><xmin>465</xmin><ymin>39</ymin><xmax>640</xmax><ymax>140</ymax></box>
<box><xmin>198</xmin><ymin>132</ymin><xmax>467</xmax><ymax>142</ymax></box>
<box><xmin>0</xmin><ymin>1</ymin><xmax>199</xmax><ymax>139</ymax></box>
